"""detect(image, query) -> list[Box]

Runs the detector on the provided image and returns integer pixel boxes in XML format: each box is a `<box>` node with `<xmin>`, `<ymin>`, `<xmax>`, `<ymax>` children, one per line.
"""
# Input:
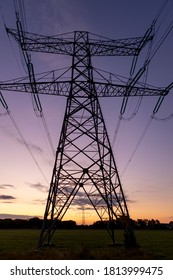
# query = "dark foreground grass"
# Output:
<box><xmin>0</xmin><ymin>229</ymin><xmax>173</xmax><ymax>259</ymax></box>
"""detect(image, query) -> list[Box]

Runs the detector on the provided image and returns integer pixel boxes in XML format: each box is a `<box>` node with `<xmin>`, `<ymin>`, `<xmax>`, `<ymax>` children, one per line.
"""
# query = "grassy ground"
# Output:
<box><xmin>0</xmin><ymin>229</ymin><xmax>173</xmax><ymax>259</ymax></box>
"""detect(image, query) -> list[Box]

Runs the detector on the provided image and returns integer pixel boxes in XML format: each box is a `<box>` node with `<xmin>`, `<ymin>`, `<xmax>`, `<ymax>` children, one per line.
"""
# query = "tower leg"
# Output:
<box><xmin>121</xmin><ymin>216</ymin><xmax>138</xmax><ymax>248</ymax></box>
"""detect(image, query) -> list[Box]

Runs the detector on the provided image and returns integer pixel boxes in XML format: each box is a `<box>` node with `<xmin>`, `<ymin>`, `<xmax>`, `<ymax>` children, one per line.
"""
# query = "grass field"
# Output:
<box><xmin>0</xmin><ymin>229</ymin><xmax>173</xmax><ymax>259</ymax></box>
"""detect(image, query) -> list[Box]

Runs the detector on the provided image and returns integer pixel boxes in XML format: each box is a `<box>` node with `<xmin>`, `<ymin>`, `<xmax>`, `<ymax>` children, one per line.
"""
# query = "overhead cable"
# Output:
<box><xmin>0</xmin><ymin>91</ymin><xmax>49</xmax><ymax>184</ymax></box>
<box><xmin>111</xmin><ymin>25</ymin><xmax>154</xmax><ymax>148</ymax></box>
<box><xmin>153</xmin><ymin>0</ymin><xmax>169</xmax><ymax>24</ymax></box>
<box><xmin>1</xmin><ymin>1</ymin><xmax>26</xmax><ymax>75</ymax></box>
<box><xmin>153</xmin><ymin>113</ymin><xmax>173</xmax><ymax>122</ymax></box>
<box><xmin>121</xmin><ymin>114</ymin><xmax>154</xmax><ymax>177</ymax></box>
<box><xmin>144</xmin><ymin>1</ymin><xmax>173</xmax><ymax>65</ymax></box>
<box><xmin>13</xmin><ymin>7</ymin><xmax>55</xmax><ymax>157</ymax></box>
<box><xmin>114</xmin><ymin>0</ymin><xmax>173</xmax><ymax>171</ymax></box>
<box><xmin>8</xmin><ymin>112</ymin><xmax>49</xmax><ymax>184</ymax></box>
<box><xmin>13</xmin><ymin>0</ymin><xmax>27</xmax><ymax>31</ymax></box>
<box><xmin>0</xmin><ymin>2</ymin><xmax>6</xmax><ymax>27</ymax></box>
<box><xmin>41</xmin><ymin>114</ymin><xmax>55</xmax><ymax>156</ymax></box>
<box><xmin>148</xmin><ymin>20</ymin><xmax>173</xmax><ymax>63</ymax></box>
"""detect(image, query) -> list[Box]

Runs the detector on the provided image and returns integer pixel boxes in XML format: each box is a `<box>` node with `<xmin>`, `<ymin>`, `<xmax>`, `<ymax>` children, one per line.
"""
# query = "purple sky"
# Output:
<box><xmin>0</xmin><ymin>0</ymin><xmax>173</xmax><ymax>223</ymax></box>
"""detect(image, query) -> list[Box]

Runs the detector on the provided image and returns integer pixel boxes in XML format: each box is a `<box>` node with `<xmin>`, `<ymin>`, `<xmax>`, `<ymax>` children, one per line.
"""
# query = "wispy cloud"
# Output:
<box><xmin>15</xmin><ymin>138</ymin><xmax>44</xmax><ymax>155</ymax></box>
<box><xmin>126</xmin><ymin>198</ymin><xmax>137</xmax><ymax>203</ymax></box>
<box><xmin>0</xmin><ymin>195</ymin><xmax>16</xmax><ymax>200</ymax></box>
<box><xmin>0</xmin><ymin>213</ymin><xmax>40</xmax><ymax>219</ymax></box>
<box><xmin>0</xmin><ymin>184</ymin><xmax>15</xmax><ymax>189</ymax></box>
<box><xmin>76</xmin><ymin>206</ymin><xmax>93</xmax><ymax>211</ymax></box>
<box><xmin>74</xmin><ymin>196</ymin><xmax>92</xmax><ymax>206</ymax></box>
<box><xmin>33</xmin><ymin>199</ymin><xmax>47</xmax><ymax>205</ymax></box>
<box><xmin>1</xmin><ymin>126</ymin><xmax>44</xmax><ymax>155</ymax></box>
<box><xmin>28</xmin><ymin>182</ymin><xmax>48</xmax><ymax>193</ymax></box>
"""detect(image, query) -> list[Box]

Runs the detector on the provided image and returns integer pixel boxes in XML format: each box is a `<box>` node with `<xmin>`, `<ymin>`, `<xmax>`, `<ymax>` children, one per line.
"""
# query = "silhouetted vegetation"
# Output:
<box><xmin>0</xmin><ymin>217</ymin><xmax>172</xmax><ymax>230</ymax></box>
<box><xmin>0</xmin><ymin>217</ymin><xmax>77</xmax><ymax>229</ymax></box>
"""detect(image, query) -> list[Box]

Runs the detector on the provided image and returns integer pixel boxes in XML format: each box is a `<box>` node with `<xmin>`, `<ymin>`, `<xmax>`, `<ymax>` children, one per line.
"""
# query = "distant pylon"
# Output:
<box><xmin>82</xmin><ymin>206</ymin><xmax>85</xmax><ymax>226</ymax></box>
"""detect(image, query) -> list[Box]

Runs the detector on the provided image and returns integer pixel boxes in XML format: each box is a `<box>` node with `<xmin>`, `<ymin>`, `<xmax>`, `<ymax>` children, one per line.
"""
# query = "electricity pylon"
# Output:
<box><xmin>0</xmin><ymin>24</ymin><xmax>169</xmax><ymax>248</ymax></box>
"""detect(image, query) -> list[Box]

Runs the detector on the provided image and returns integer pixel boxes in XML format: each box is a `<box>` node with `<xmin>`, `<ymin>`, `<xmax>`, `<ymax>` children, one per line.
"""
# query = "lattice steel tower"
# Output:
<box><xmin>2</xmin><ymin>22</ymin><xmax>167</xmax><ymax>248</ymax></box>
<box><xmin>37</xmin><ymin>30</ymin><xmax>148</xmax><ymax>248</ymax></box>
<box><xmin>40</xmin><ymin>31</ymin><xmax>132</xmax><ymax>246</ymax></box>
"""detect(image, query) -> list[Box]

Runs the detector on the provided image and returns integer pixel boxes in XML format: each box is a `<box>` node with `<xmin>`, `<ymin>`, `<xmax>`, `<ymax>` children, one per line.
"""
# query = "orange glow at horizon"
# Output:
<box><xmin>1</xmin><ymin>200</ymin><xmax>172</xmax><ymax>224</ymax></box>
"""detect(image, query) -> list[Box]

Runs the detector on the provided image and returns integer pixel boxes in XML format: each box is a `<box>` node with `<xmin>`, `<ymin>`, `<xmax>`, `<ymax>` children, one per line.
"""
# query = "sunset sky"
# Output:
<box><xmin>0</xmin><ymin>0</ymin><xmax>173</xmax><ymax>224</ymax></box>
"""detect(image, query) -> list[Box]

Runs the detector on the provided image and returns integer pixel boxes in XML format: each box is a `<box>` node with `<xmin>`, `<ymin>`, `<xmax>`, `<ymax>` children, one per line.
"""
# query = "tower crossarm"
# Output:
<box><xmin>0</xmin><ymin>79</ymin><xmax>167</xmax><ymax>97</ymax></box>
<box><xmin>94</xmin><ymin>82</ymin><xmax>167</xmax><ymax>97</ymax></box>
<box><xmin>0</xmin><ymin>80</ymin><xmax>70</xmax><ymax>96</ymax></box>
<box><xmin>6</xmin><ymin>28</ymin><xmax>153</xmax><ymax>56</ymax></box>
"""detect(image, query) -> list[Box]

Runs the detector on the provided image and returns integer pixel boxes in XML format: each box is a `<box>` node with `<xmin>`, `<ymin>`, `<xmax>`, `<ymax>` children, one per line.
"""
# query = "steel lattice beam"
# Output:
<box><xmin>0</xmin><ymin>80</ymin><xmax>166</xmax><ymax>97</ymax></box>
<box><xmin>6</xmin><ymin>27</ymin><xmax>153</xmax><ymax>56</ymax></box>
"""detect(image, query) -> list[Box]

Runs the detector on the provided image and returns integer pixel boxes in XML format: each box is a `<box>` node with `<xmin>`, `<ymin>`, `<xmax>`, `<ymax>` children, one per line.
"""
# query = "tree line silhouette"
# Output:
<box><xmin>0</xmin><ymin>217</ymin><xmax>172</xmax><ymax>230</ymax></box>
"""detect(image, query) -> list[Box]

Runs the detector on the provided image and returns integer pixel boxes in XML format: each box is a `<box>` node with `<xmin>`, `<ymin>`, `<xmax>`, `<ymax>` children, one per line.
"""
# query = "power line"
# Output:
<box><xmin>111</xmin><ymin>18</ymin><xmax>156</xmax><ymax>149</ymax></box>
<box><xmin>121</xmin><ymin>94</ymin><xmax>173</xmax><ymax>176</ymax></box>
<box><xmin>143</xmin><ymin>0</ymin><xmax>173</xmax><ymax>66</ymax></box>
<box><xmin>112</xmin><ymin>116</ymin><xmax>122</xmax><ymax>149</ymax></box>
<box><xmin>1</xmin><ymin>2</ymin><xmax>55</xmax><ymax>159</ymax></box>
<box><xmin>113</xmin><ymin>0</ymin><xmax>173</xmax><ymax>170</ymax></box>
<box><xmin>1</xmin><ymin>1</ymin><xmax>27</xmax><ymax>76</ymax></box>
<box><xmin>41</xmin><ymin>114</ymin><xmax>55</xmax><ymax>156</ymax></box>
<box><xmin>0</xmin><ymin>91</ymin><xmax>49</xmax><ymax>184</ymax></box>
<box><xmin>153</xmin><ymin>0</ymin><xmax>173</xmax><ymax>37</ymax></box>
<box><xmin>121</xmin><ymin>115</ymin><xmax>154</xmax><ymax>177</ymax></box>
<box><xmin>153</xmin><ymin>112</ymin><xmax>173</xmax><ymax>122</ymax></box>
<box><xmin>111</xmin><ymin>96</ymin><xmax>143</xmax><ymax>150</ymax></box>
<box><xmin>153</xmin><ymin>0</ymin><xmax>169</xmax><ymax>24</ymax></box>
<box><xmin>148</xmin><ymin>20</ymin><xmax>173</xmax><ymax>63</ymax></box>
<box><xmin>8</xmin><ymin>112</ymin><xmax>49</xmax><ymax>184</ymax></box>
<box><xmin>13</xmin><ymin>0</ymin><xmax>28</xmax><ymax>31</ymax></box>
<box><xmin>0</xmin><ymin>2</ymin><xmax>6</xmax><ymax>27</ymax></box>
<box><xmin>13</xmin><ymin>3</ymin><xmax>56</xmax><ymax>158</ymax></box>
